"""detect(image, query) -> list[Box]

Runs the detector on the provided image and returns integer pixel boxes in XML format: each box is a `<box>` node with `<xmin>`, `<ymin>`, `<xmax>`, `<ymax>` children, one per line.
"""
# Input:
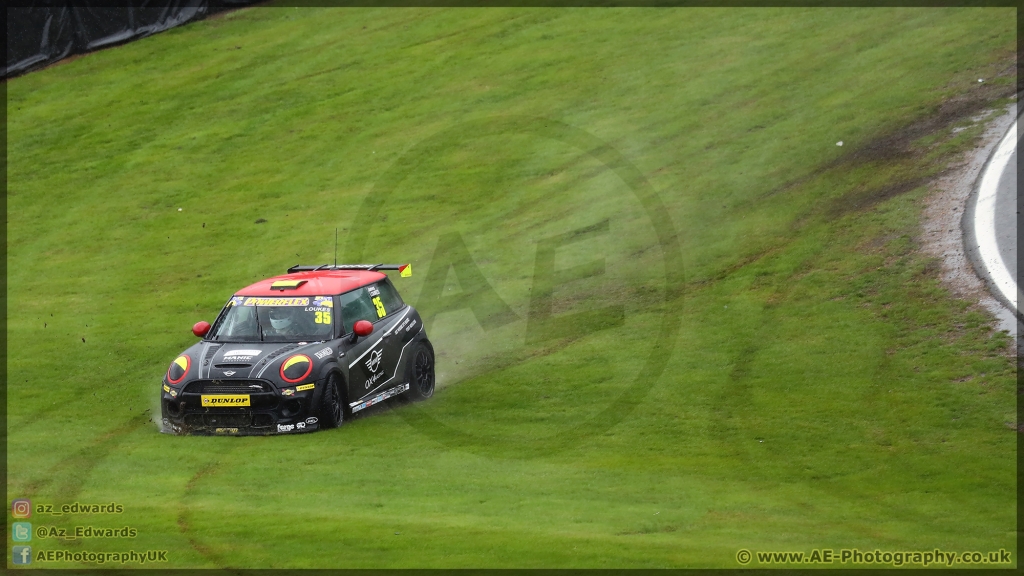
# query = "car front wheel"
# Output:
<box><xmin>319</xmin><ymin>372</ymin><xmax>345</xmax><ymax>428</ymax></box>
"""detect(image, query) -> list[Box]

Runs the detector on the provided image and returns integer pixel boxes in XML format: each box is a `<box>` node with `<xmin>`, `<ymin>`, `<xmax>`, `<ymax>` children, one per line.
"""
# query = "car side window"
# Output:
<box><xmin>338</xmin><ymin>288</ymin><xmax>379</xmax><ymax>334</ymax></box>
<box><xmin>376</xmin><ymin>279</ymin><xmax>405</xmax><ymax>313</ymax></box>
<box><xmin>339</xmin><ymin>281</ymin><xmax>408</xmax><ymax>333</ymax></box>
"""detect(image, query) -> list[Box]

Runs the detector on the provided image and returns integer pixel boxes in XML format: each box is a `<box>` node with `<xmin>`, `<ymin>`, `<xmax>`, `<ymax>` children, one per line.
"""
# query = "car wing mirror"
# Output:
<box><xmin>350</xmin><ymin>319</ymin><xmax>373</xmax><ymax>343</ymax></box>
<box><xmin>193</xmin><ymin>321</ymin><xmax>211</xmax><ymax>338</ymax></box>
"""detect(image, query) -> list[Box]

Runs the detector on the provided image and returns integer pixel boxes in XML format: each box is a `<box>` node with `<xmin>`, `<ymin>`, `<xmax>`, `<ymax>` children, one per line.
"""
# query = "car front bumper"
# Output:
<box><xmin>160</xmin><ymin>377</ymin><xmax>322</xmax><ymax>436</ymax></box>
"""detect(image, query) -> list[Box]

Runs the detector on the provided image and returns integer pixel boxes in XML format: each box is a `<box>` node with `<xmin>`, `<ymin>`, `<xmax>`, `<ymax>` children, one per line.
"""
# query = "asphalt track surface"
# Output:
<box><xmin>970</xmin><ymin>112</ymin><xmax>1019</xmax><ymax>316</ymax></box>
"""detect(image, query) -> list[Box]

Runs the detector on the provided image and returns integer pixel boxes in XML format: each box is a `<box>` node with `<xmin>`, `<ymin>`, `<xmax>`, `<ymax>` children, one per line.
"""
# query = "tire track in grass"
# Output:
<box><xmin>177</xmin><ymin>460</ymin><xmax>235</xmax><ymax>570</ymax></box>
<box><xmin>177</xmin><ymin>446</ymin><xmax>246</xmax><ymax>565</ymax></box>
<box><xmin>703</xmin><ymin>338</ymin><xmax>767</xmax><ymax>484</ymax></box>
<box><xmin>707</xmin><ymin>287</ymin><xmax>776</xmax><ymax>469</ymax></box>
<box><xmin>704</xmin><ymin>74</ymin><xmax>1018</xmax><ymax>472</ymax></box>
<box><xmin>14</xmin><ymin>411</ymin><xmax>230</xmax><ymax>569</ymax></box>
<box><xmin>15</xmin><ymin>413</ymin><xmax>151</xmax><ymax>502</ymax></box>
<box><xmin>747</xmin><ymin>76</ymin><xmax>1016</xmax><ymax>218</ymax></box>
<box><xmin>707</xmin><ymin>256</ymin><xmax>811</xmax><ymax>474</ymax></box>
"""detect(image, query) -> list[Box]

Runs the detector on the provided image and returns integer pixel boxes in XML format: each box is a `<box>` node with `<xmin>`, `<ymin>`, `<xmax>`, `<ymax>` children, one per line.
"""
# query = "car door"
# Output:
<box><xmin>340</xmin><ymin>281</ymin><xmax>410</xmax><ymax>403</ymax></box>
<box><xmin>371</xmin><ymin>279</ymin><xmax>412</xmax><ymax>389</ymax></box>
<box><xmin>338</xmin><ymin>286</ymin><xmax>384</xmax><ymax>400</ymax></box>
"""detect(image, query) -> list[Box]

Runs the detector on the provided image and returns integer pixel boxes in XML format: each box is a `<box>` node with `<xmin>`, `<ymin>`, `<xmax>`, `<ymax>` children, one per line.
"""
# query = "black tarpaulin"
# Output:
<box><xmin>6</xmin><ymin>2</ymin><xmax>255</xmax><ymax>78</ymax></box>
<box><xmin>6</xmin><ymin>5</ymin><xmax>77</xmax><ymax>77</ymax></box>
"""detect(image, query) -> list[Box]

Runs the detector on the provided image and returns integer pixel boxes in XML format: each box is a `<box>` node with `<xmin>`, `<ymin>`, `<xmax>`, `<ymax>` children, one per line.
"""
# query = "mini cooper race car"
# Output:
<box><xmin>161</xmin><ymin>263</ymin><xmax>434</xmax><ymax>435</ymax></box>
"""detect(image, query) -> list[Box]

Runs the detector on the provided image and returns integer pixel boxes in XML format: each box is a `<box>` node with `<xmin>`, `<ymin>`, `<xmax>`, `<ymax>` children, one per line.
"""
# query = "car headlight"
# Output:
<box><xmin>167</xmin><ymin>355</ymin><xmax>190</xmax><ymax>385</ymax></box>
<box><xmin>280</xmin><ymin>354</ymin><xmax>313</xmax><ymax>383</ymax></box>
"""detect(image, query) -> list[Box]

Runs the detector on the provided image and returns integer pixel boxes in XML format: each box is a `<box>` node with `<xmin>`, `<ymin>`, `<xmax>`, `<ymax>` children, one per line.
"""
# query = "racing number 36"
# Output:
<box><xmin>372</xmin><ymin>296</ymin><xmax>386</xmax><ymax>318</ymax></box>
<box><xmin>314</xmin><ymin>310</ymin><xmax>332</xmax><ymax>324</ymax></box>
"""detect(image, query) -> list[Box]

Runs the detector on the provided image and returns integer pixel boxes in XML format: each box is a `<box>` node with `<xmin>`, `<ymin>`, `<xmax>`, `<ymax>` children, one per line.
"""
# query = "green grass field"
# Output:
<box><xmin>6</xmin><ymin>6</ymin><xmax>1018</xmax><ymax>568</ymax></box>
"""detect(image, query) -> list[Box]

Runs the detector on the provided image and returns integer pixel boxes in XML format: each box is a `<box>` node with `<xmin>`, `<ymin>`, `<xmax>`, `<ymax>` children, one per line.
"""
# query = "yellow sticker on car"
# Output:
<box><xmin>270</xmin><ymin>280</ymin><xmax>307</xmax><ymax>290</ymax></box>
<box><xmin>241</xmin><ymin>297</ymin><xmax>309</xmax><ymax>307</ymax></box>
<box><xmin>296</xmin><ymin>383</ymin><xmax>315</xmax><ymax>391</ymax></box>
<box><xmin>201</xmin><ymin>395</ymin><xmax>250</xmax><ymax>407</ymax></box>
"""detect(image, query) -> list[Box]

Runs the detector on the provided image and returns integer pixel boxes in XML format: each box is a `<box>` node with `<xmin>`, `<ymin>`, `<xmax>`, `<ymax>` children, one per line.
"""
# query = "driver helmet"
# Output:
<box><xmin>269</xmin><ymin>307</ymin><xmax>295</xmax><ymax>330</ymax></box>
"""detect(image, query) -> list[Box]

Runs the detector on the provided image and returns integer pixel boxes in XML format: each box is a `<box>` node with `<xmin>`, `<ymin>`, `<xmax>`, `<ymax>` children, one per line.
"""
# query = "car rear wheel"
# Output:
<box><xmin>405</xmin><ymin>342</ymin><xmax>435</xmax><ymax>401</ymax></box>
<box><xmin>319</xmin><ymin>373</ymin><xmax>345</xmax><ymax>428</ymax></box>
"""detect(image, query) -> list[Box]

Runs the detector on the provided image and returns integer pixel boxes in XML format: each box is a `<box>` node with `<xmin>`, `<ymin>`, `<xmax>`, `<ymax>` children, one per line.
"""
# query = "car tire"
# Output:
<box><xmin>405</xmin><ymin>341</ymin><xmax>435</xmax><ymax>401</ymax></box>
<box><xmin>319</xmin><ymin>372</ymin><xmax>345</xmax><ymax>428</ymax></box>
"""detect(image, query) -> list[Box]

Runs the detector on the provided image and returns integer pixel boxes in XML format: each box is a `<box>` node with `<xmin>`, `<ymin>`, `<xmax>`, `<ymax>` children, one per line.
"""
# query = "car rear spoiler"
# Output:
<box><xmin>287</xmin><ymin>263</ymin><xmax>412</xmax><ymax>277</ymax></box>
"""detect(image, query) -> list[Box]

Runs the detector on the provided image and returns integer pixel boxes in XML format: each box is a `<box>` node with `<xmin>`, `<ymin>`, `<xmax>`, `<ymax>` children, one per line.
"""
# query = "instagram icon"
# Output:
<box><xmin>12</xmin><ymin>499</ymin><xmax>31</xmax><ymax>518</ymax></box>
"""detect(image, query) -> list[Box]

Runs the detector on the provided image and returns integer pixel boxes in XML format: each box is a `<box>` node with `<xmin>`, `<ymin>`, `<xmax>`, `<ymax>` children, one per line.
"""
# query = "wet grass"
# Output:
<box><xmin>5</xmin><ymin>6</ymin><xmax>1017</xmax><ymax>569</ymax></box>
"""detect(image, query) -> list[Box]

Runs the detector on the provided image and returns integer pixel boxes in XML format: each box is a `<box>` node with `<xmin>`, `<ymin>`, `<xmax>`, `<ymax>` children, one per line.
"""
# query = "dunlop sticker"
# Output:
<box><xmin>201</xmin><ymin>395</ymin><xmax>251</xmax><ymax>407</ymax></box>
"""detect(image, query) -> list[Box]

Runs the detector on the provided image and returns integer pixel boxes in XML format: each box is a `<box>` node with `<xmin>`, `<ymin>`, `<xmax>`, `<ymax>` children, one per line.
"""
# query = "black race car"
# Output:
<box><xmin>161</xmin><ymin>264</ymin><xmax>434</xmax><ymax>435</ymax></box>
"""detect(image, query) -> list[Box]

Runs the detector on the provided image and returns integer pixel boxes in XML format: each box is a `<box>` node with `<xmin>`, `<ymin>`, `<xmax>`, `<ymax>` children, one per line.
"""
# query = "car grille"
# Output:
<box><xmin>183</xmin><ymin>380</ymin><xmax>274</xmax><ymax>394</ymax></box>
<box><xmin>184</xmin><ymin>413</ymin><xmax>253</xmax><ymax>427</ymax></box>
<box><xmin>178</xmin><ymin>379</ymin><xmax>280</xmax><ymax>413</ymax></box>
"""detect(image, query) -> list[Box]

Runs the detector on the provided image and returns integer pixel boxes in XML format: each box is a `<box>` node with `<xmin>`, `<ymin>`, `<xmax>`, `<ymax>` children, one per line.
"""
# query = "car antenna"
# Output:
<box><xmin>334</xmin><ymin>228</ymin><xmax>338</xmax><ymax>269</ymax></box>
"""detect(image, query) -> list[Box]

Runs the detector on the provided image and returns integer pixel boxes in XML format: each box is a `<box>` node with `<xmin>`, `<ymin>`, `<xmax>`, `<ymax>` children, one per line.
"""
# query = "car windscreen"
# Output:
<box><xmin>207</xmin><ymin>295</ymin><xmax>334</xmax><ymax>342</ymax></box>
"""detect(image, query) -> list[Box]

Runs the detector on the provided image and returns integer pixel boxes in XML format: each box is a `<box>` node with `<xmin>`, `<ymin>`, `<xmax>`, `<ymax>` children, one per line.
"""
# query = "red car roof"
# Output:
<box><xmin>235</xmin><ymin>270</ymin><xmax>386</xmax><ymax>296</ymax></box>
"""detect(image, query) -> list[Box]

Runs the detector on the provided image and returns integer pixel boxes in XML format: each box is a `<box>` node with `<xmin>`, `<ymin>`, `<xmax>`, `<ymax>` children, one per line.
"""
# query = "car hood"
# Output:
<box><xmin>176</xmin><ymin>340</ymin><xmax>337</xmax><ymax>383</ymax></box>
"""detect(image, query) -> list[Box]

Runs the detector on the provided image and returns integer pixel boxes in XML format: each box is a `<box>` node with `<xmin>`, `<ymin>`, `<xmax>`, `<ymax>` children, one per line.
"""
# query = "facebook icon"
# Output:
<box><xmin>13</xmin><ymin>546</ymin><xmax>32</xmax><ymax>565</ymax></box>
